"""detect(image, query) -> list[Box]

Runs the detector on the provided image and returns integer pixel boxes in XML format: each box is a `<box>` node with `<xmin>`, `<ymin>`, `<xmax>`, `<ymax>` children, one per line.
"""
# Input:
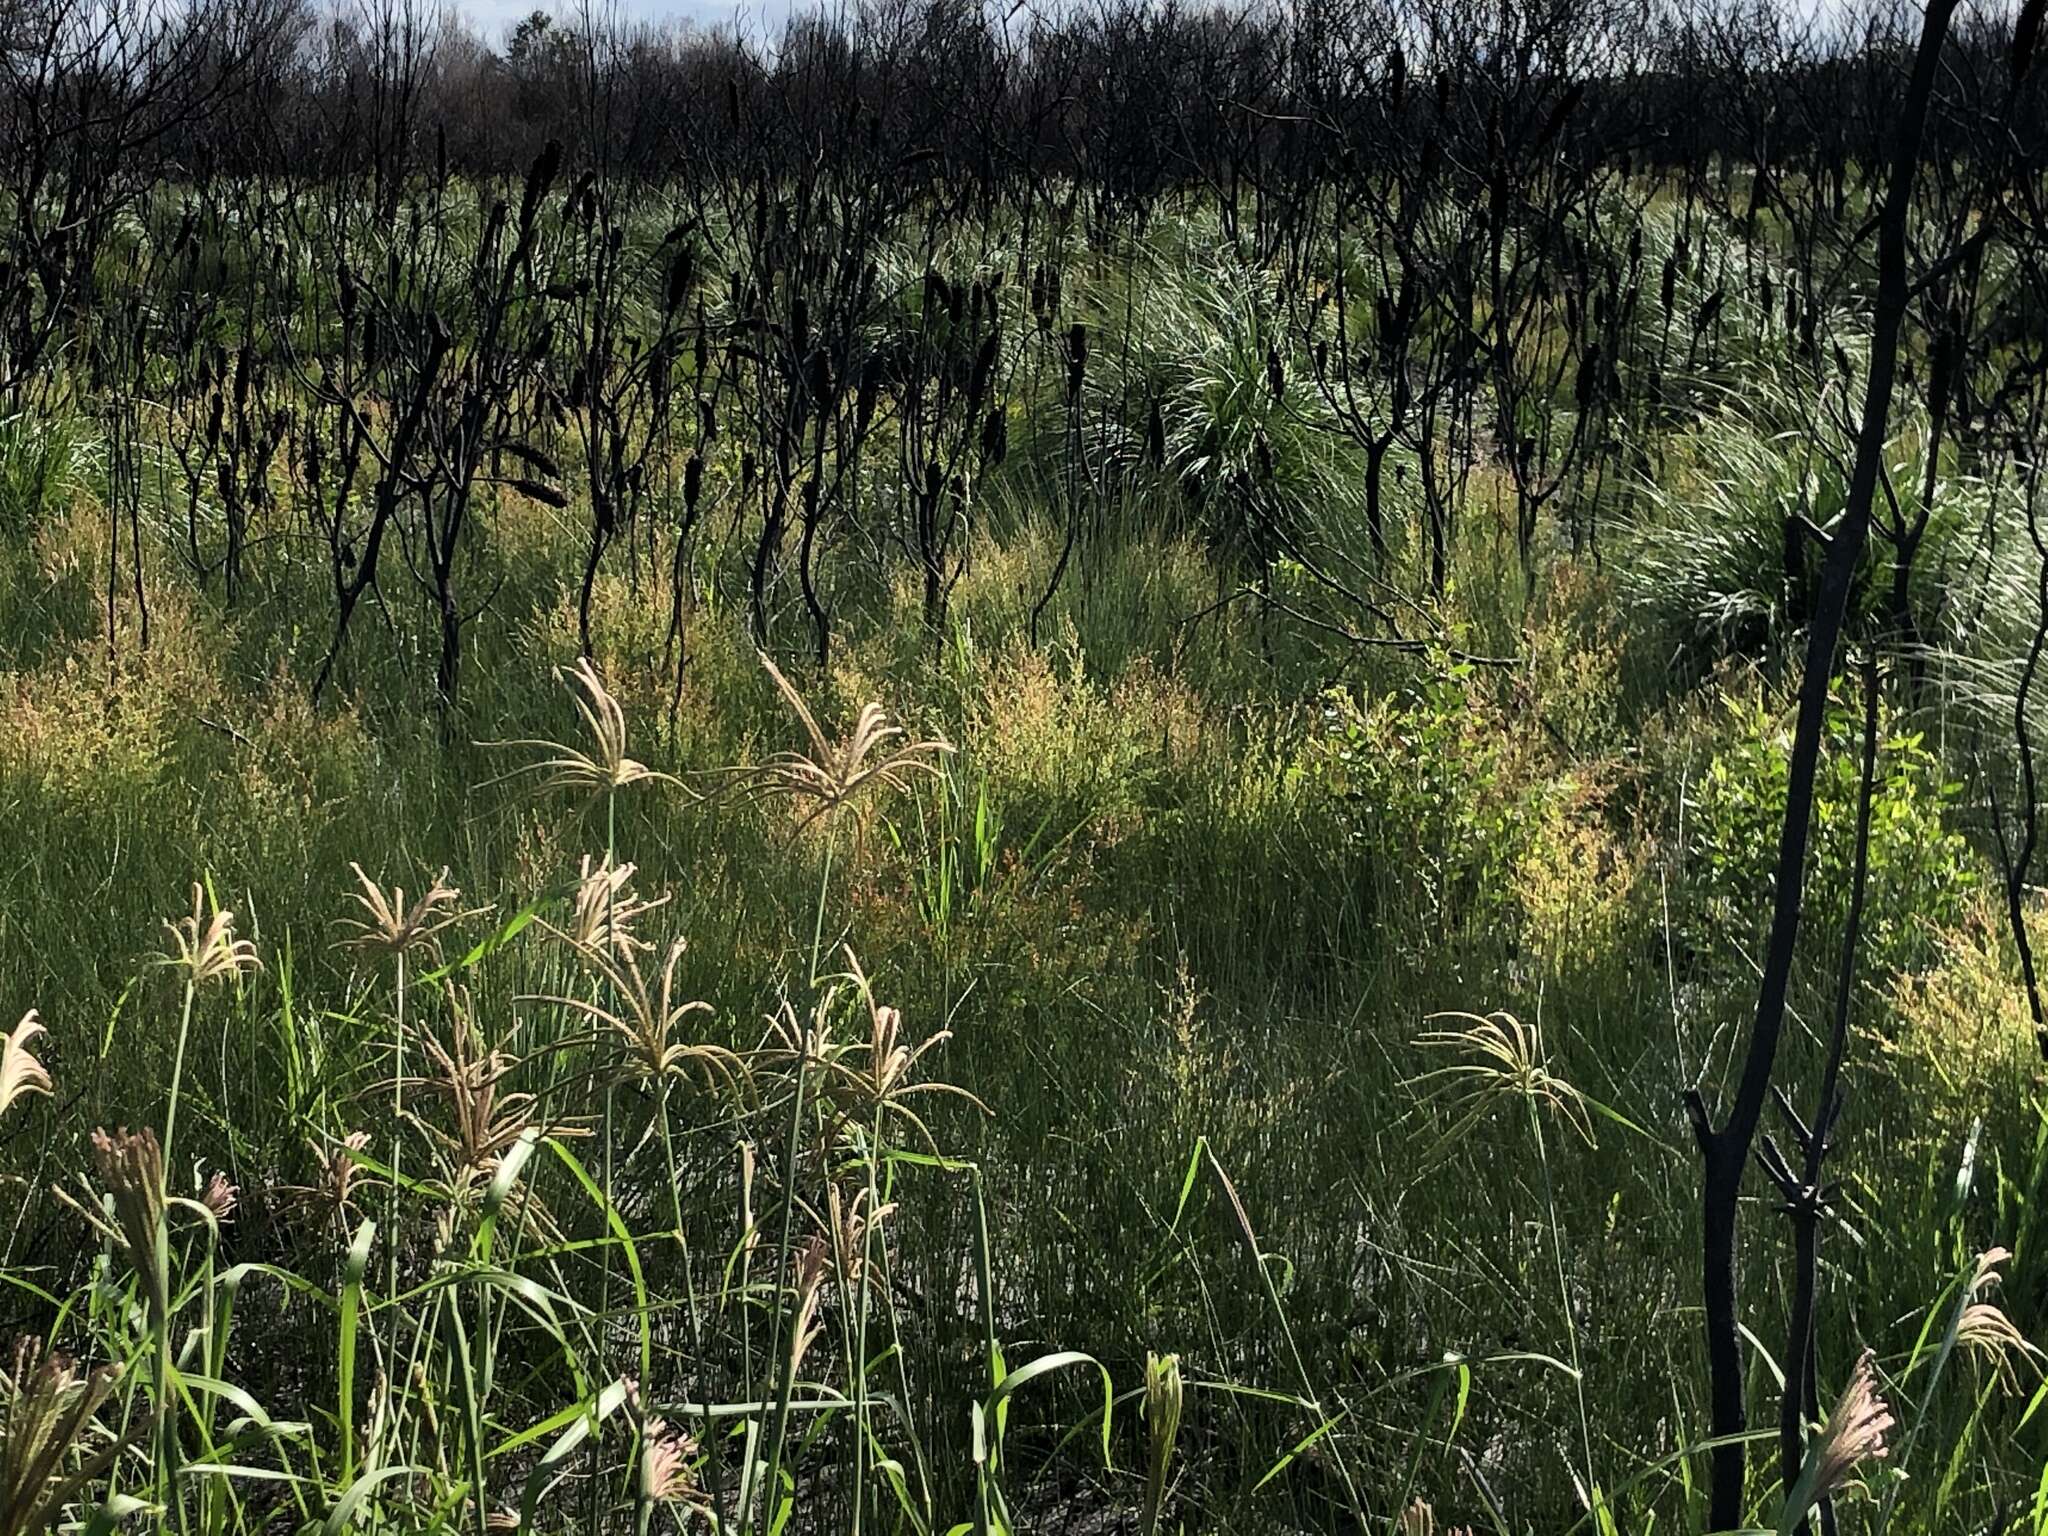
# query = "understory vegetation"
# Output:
<box><xmin>5</xmin><ymin>0</ymin><xmax>2048</xmax><ymax>1532</ymax></box>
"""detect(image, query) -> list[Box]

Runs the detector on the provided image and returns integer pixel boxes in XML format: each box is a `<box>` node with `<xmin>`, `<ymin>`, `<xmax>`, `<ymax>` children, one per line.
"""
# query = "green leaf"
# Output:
<box><xmin>518</xmin><ymin>1378</ymin><xmax>632</xmax><ymax>1530</ymax></box>
<box><xmin>321</xmin><ymin>1464</ymin><xmax>421</xmax><ymax>1536</ymax></box>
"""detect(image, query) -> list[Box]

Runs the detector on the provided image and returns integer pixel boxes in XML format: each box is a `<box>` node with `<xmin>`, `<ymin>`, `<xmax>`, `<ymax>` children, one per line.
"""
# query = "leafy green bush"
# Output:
<box><xmin>1316</xmin><ymin>663</ymin><xmax>1535</xmax><ymax>939</ymax></box>
<box><xmin>1680</xmin><ymin>688</ymin><xmax>1974</xmax><ymax>981</ymax></box>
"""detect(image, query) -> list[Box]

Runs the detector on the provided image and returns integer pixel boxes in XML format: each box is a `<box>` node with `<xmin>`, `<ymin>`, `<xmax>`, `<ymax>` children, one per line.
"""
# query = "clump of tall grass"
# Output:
<box><xmin>0</xmin><ymin>659</ymin><xmax>1133</xmax><ymax>1536</ymax></box>
<box><xmin>1618</xmin><ymin>397</ymin><xmax>2028</xmax><ymax>688</ymax></box>
<box><xmin>0</xmin><ymin>410</ymin><xmax>86</xmax><ymax>534</ymax></box>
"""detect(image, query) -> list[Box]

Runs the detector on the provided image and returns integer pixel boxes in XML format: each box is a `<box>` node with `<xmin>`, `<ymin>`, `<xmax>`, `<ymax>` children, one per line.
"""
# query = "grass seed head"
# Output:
<box><xmin>823</xmin><ymin>952</ymin><xmax>986</xmax><ymax>1151</ymax></box>
<box><xmin>531</xmin><ymin>936</ymin><xmax>745</xmax><ymax>1093</ymax></box>
<box><xmin>1141</xmin><ymin>1349</ymin><xmax>1185</xmax><ymax>1536</ymax></box>
<box><xmin>789</xmin><ymin>1234</ymin><xmax>832</xmax><ymax>1374</ymax></box>
<box><xmin>483</xmin><ymin>656</ymin><xmax>683</xmax><ymax>800</ymax></box>
<box><xmin>86</xmin><ymin>1128</ymin><xmax>169</xmax><ymax>1324</ymax></box>
<box><xmin>1144</xmin><ymin>1351</ymin><xmax>1183</xmax><ymax>1439</ymax></box>
<box><xmin>338</xmin><ymin>863</ymin><xmax>483</xmax><ymax>963</ymax></box>
<box><xmin>1955</xmin><ymin>1248</ymin><xmax>2041</xmax><ymax>1390</ymax></box>
<box><xmin>160</xmin><ymin>884</ymin><xmax>261</xmax><ymax>987</ymax></box>
<box><xmin>199</xmin><ymin>1171</ymin><xmax>238</xmax><ymax>1225</ymax></box>
<box><xmin>0</xmin><ymin>1013</ymin><xmax>51</xmax><ymax>1121</ymax></box>
<box><xmin>739</xmin><ymin>652</ymin><xmax>952</xmax><ymax>830</ymax></box>
<box><xmin>1807</xmin><ymin>1348</ymin><xmax>1894</xmax><ymax>1503</ymax></box>
<box><xmin>561</xmin><ymin>854</ymin><xmax>667</xmax><ymax>959</ymax></box>
<box><xmin>738</xmin><ymin>1141</ymin><xmax>760</xmax><ymax>1260</ymax></box>
<box><xmin>1412</xmin><ymin>1010</ymin><xmax>1595</xmax><ymax>1147</ymax></box>
<box><xmin>281</xmin><ymin>1131</ymin><xmax>373</xmax><ymax>1236</ymax></box>
<box><xmin>0</xmin><ymin>1337</ymin><xmax>132</xmax><ymax>1536</ymax></box>
<box><xmin>827</xmin><ymin>1183</ymin><xmax>895</xmax><ymax>1290</ymax></box>
<box><xmin>640</xmin><ymin>1417</ymin><xmax>708</xmax><ymax>1510</ymax></box>
<box><xmin>399</xmin><ymin>998</ymin><xmax>587</xmax><ymax>1197</ymax></box>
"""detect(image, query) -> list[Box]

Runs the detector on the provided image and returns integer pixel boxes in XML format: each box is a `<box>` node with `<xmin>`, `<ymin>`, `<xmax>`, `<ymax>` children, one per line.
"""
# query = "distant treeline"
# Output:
<box><xmin>6</xmin><ymin>0</ymin><xmax>2046</xmax><ymax>204</ymax></box>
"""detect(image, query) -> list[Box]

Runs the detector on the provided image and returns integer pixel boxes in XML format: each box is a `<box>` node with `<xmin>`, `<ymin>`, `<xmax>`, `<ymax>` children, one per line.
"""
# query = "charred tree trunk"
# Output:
<box><xmin>1684</xmin><ymin>4</ymin><xmax>1956</xmax><ymax>1528</ymax></box>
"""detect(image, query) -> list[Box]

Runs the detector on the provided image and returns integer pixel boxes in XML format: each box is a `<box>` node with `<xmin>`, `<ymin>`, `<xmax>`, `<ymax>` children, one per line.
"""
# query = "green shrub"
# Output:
<box><xmin>1680</xmin><ymin>687</ymin><xmax>1974</xmax><ymax>982</ymax></box>
<box><xmin>1315</xmin><ymin>663</ymin><xmax>1536</xmax><ymax>940</ymax></box>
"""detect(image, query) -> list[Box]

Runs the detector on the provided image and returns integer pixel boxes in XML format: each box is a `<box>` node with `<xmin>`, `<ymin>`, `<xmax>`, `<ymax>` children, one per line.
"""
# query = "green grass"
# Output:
<box><xmin>1</xmin><ymin>202</ymin><xmax>2043</xmax><ymax>1536</ymax></box>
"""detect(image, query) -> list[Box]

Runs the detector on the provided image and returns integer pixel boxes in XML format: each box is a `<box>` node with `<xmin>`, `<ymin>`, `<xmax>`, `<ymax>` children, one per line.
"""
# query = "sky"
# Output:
<box><xmin>445</xmin><ymin>0</ymin><xmax>1877</xmax><ymax>59</ymax></box>
<box><xmin>452</xmin><ymin>0</ymin><xmax>797</xmax><ymax>43</ymax></box>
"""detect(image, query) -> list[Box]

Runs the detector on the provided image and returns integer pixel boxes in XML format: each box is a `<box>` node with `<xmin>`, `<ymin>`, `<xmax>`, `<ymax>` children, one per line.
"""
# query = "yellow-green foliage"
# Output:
<box><xmin>1881</xmin><ymin>896</ymin><xmax>2042</xmax><ymax>1120</ymax></box>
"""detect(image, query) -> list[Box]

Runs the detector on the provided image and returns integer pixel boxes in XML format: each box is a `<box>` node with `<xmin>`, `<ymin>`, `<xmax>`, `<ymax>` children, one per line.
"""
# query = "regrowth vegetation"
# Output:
<box><xmin>4</xmin><ymin>0</ymin><xmax>2048</xmax><ymax>1532</ymax></box>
